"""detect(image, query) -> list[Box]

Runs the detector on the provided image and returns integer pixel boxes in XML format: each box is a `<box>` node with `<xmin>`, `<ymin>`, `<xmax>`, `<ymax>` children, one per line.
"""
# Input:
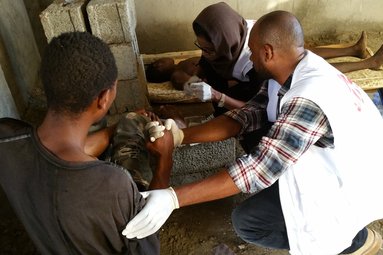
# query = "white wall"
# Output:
<box><xmin>135</xmin><ymin>0</ymin><xmax>383</xmax><ymax>54</ymax></box>
<box><xmin>0</xmin><ymin>65</ymin><xmax>19</xmax><ymax>118</ymax></box>
<box><xmin>0</xmin><ymin>0</ymin><xmax>41</xmax><ymax>113</ymax></box>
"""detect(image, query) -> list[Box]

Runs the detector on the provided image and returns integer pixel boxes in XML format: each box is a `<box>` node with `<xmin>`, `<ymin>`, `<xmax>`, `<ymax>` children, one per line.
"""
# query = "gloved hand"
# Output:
<box><xmin>145</xmin><ymin>121</ymin><xmax>165</xmax><ymax>142</ymax></box>
<box><xmin>146</xmin><ymin>119</ymin><xmax>184</xmax><ymax>147</ymax></box>
<box><xmin>184</xmin><ymin>81</ymin><xmax>212</xmax><ymax>102</ymax></box>
<box><xmin>122</xmin><ymin>187</ymin><xmax>179</xmax><ymax>239</ymax></box>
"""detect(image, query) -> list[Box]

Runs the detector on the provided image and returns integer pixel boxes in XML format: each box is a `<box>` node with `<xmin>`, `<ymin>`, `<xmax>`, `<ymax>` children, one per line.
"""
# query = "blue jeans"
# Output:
<box><xmin>231</xmin><ymin>181</ymin><xmax>367</xmax><ymax>253</ymax></box>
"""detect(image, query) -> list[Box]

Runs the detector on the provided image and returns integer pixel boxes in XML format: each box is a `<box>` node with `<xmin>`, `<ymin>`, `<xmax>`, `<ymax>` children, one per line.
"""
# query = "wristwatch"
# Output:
<box><xmin>218</xmin><ymin>93</ymin><xmax>226</xmax><ymax>107</ymax></box>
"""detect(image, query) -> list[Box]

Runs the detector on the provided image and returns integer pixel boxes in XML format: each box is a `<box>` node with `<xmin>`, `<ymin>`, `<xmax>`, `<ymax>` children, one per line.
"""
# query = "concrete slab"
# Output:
<box><xmin>171</xmin><ymin>138</ymin><xmax>236</xmax><ymax>186</ymax></box>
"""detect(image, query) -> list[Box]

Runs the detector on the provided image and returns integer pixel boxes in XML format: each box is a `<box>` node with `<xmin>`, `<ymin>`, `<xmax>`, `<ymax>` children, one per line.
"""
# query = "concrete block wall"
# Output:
<box><xmin>40</xmin><ymin>0</ymin><xmax>150</xmax><ymax>114</ymax></box>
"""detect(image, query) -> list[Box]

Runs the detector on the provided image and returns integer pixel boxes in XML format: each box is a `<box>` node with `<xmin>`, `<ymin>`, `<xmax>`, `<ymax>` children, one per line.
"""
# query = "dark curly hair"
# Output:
<box><xmin>40</xmin><ymin>32</ymin><xmax>117</xmax><ymax>115</ymax></box>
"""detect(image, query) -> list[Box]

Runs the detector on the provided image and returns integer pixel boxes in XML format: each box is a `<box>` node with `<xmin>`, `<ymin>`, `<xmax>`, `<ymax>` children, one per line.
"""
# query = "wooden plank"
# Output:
<box><xmin>141</xmin><ymin>50</ymin><xmax>201</xmax><ymax>64</ymax></box>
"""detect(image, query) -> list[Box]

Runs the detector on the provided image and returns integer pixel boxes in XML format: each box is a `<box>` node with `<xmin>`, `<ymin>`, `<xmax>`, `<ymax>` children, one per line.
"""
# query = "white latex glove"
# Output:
<box><xmin>164</xmin><ymin>119</ymin><xmax>184</xmax><ymax>147</ymax></box>
<box><xmin>122</xmin><ymin>187</ymin><xmax>179</xmax><ymax>239</ymax></box>
<box><xmin>145</xmin><ymin>121</ymin><xmax>165</xmax><ymax>142</ymax></box>
<box><xmin>146</xmin><ymin>119</ymin><xmax>184</xmax><ymax>147</ymax></box>
<box><xmin>184</xmin><ymin>81</ymin><xmax>212</xmax><ymax>102</ymax></box>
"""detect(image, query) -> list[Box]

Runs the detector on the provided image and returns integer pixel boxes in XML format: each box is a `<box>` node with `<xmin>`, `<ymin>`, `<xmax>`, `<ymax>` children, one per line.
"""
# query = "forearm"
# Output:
<box><xmin>174</xmin><ymin>169</ymin><xmax>241</xmax><ymax>207</ymax></box>
<box><xmin>149</xmin><ymin>154</ymin><xmax>173</xmax><ymax>190</ymax></box>
<box><xmin>182</xmin><ymin>115</ymin><xmax>241</xmax><ymax>144</ymax></box>
<box><xmin>211</xmin><ymin>88</ymin><xmax>245</xmax><ymax>110</ymax></box>
<box><xmin>147</xmin><ymin>130</ymin><xmax>174</xmax><ymax>189</ymax></box>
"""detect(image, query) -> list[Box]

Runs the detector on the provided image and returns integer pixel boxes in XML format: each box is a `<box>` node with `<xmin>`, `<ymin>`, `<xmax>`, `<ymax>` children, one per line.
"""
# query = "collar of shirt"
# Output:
<box><xmin>275</xmin><ymin>75</ymin><xmax>293</xmax><ymax>116</ymax></box>
<box><xmin>277</xmin><ymin>75</ymin><xmax>292</xmax><ymax>98</ymax></box>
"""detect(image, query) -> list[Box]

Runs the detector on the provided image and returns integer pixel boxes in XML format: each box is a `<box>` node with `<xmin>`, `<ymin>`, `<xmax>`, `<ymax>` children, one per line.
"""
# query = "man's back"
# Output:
<box><xmin>0</xmin><ymin>118</ymin><xmax>159</xmax><ymax>255</ymax></box>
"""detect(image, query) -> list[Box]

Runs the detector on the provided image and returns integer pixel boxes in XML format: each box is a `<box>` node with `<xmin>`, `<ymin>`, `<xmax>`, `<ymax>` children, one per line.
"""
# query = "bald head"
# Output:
<box><xmin>248</xmin><ymin>11</ymin><xmax>306</xmax><ymax>85</ymax></box>
<box><xmin>251</xmin><ymin>10</ymin><xmax>304</xmax><ymax>51</ymax></box>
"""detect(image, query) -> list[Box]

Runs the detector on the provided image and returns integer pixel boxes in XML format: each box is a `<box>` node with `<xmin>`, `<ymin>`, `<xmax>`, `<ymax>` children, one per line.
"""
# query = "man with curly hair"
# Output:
<box><xmin>0</xmin><ymin>32</ymin><xmax>173</xmax><ymax>254</ymax></box>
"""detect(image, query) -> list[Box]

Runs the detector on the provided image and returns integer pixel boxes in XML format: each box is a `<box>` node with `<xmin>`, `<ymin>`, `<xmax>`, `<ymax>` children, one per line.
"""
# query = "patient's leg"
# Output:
<box><xmin>366</xmin><ymin>43</ymin><xmax>383</xmax><ymax>70</ymax></box>
<box><xmin>308</xmin><ymin>31</ymin><xmax>370</xmax><ymax>59</ymax></box>
<box><xmin>331</xmin><ymin>43</ymin><xmax>383</xmax><ymax>73</ymax></box>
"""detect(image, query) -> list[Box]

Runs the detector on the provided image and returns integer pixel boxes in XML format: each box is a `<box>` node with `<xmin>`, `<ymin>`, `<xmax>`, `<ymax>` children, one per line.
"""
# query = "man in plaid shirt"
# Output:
<box><xmin>123</xmin><ymin>11</ymin><xmax>383</xmax><ymax>255</ymax></box>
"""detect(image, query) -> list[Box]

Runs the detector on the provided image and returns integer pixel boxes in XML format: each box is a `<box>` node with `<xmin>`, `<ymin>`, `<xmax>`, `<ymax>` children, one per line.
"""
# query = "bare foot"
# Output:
<box><xmin>369</xmin><ymin>44</ymin><xmax>383</xmax><ymax>70</ymax></box>
<box><xmin>155</xmin><ymin>105</ymin><xmax>188</xmax><ymax>128</ymax></box>
<box><xmin>353</xmin><ymin>31</ymin><xmax>371</xmax><ymax>59</ymax></box>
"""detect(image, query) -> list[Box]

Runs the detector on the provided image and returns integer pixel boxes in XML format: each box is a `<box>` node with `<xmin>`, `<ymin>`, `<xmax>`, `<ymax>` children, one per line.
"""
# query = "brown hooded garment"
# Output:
<box><xmin>193</xmin><ymin>2</ymin><xmax>248</xmax><ymax>80</ymax></box>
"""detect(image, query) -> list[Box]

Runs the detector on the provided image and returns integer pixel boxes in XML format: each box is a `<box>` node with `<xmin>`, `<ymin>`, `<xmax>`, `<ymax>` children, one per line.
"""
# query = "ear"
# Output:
<box><xmin>263</xmin><ymin>44</ymin><xmax>274</xmax><ymax>62</ymax></box>
<box><xmin>97</xmin><ymin>81</ymin><xmax>117</xmax><ymax>110</ymax></box>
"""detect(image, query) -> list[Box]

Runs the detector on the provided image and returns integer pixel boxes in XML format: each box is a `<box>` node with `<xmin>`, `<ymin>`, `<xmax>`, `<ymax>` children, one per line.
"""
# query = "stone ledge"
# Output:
<box><xmin>171</xmin><ymin>138</ymin><xmax>236</xmax><ymax>186</ymax></box>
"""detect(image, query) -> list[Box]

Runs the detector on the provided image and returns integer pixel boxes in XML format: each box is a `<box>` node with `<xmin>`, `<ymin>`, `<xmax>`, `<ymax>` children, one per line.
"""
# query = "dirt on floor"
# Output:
<box><xmin>1</xmin><ymin>190</ymin><xmax>383</xmax><ymax>255</ymax></box>
<box><xmin>159</xmin><ymin>196</ymin><xmax>383</xmax><ymax>255</ymax></box>
<box><xmin>1</xmin><ymin>31</ymin><xmax>383</xmax><ymax>255</ymax></box>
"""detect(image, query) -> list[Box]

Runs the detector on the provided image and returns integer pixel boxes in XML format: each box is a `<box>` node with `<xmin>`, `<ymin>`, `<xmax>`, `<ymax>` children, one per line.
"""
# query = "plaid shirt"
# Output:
<box><xmin>225</xmin><ymin>79</ymin><xmax>334</xmax><ymax>193</ymax></box>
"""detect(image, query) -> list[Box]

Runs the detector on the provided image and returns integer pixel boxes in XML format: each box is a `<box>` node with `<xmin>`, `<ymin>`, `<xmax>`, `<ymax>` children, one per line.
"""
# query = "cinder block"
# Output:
<box><xmin>170</xmin><ymin>138</ymin><xmax>237</xmax><ymax>186</ymax></box>
<box><xmin>87</xmin><ymin>0</ymin><xmax>136</xmax><ymax>44</ymax></box>
<box><xmin>110</xmin><ymin>79</ymin><xmax>150</xmax><ymax>114</ymax></box>
<box><xmin>109</xmin><ymin>43</ymin><xmax>137</xmax><ymax>80</ymax></box>
<box><xmin>40</xmin><ymin>0</ymin><xmax>88</xmax><ymax>42</ymax></box>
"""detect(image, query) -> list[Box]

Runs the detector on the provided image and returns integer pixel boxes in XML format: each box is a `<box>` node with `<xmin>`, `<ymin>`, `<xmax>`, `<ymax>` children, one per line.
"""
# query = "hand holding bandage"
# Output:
<box><xmin>184</xmin><ymin>81</ymin><xmax>212</xmax><ymax>102</ymax></box>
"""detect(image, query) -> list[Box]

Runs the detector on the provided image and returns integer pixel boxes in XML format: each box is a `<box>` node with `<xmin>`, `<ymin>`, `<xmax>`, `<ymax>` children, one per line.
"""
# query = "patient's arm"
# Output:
<box><xmin>170</xmin><ymin>69</ymin><xmax>192</xmax><ymax>90</ymax></box>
